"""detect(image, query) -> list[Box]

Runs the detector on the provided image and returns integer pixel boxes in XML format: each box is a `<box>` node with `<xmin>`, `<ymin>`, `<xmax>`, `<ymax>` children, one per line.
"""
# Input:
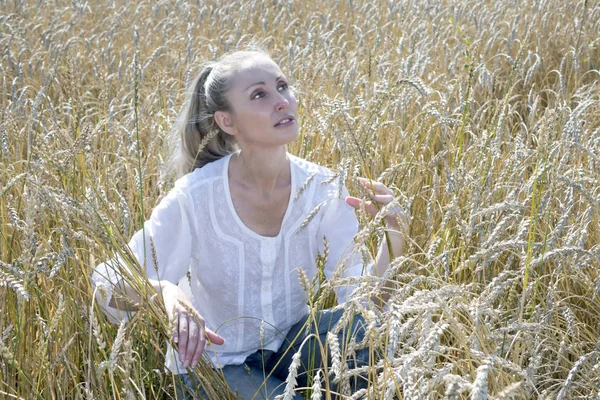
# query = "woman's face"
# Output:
<box><xmin>214</xmin><ymin>55</ymin><xmax>299</xmax><ymax>149</ymax></box>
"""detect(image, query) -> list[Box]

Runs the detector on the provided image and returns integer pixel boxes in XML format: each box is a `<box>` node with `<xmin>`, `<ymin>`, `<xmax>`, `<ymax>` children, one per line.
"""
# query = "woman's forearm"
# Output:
<box><xmin>372</xmin><ymin>229</ymin><xmax>405</xmax><ymax>277</ymax></box>
<box><xmin>107</xmin><ymin>278</ymin><xmax>178</xmax><ymax>311</ymax></box>
<box><xmin>370</xmin><ymin>228</ymin><xmax>406</xmax><ymax>307</ymax></box>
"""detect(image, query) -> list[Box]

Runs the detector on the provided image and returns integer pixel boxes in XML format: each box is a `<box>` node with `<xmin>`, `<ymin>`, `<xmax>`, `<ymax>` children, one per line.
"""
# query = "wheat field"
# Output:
<box><xmin>1</xmin><ymin>0</ymin><xmax>599</xmax><ymax>398</ymax></box>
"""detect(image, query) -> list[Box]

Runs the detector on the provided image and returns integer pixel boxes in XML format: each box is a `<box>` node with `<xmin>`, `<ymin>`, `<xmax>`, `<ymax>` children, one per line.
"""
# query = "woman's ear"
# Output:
<box><xmin>214</xmin><ymin>110</ymin><xmax>236</xmax><ymax>137</ymax></box>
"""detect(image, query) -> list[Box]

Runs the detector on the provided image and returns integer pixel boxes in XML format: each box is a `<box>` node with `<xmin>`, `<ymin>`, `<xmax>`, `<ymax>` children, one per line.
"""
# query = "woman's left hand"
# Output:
<box><xmin>345</xmin><ymin>177</ymin><xmax>409</xmax><ymax>231</ymax></box>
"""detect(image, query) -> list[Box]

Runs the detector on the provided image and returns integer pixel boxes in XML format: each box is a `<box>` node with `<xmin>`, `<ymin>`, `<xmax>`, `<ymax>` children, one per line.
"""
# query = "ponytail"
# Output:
<box><xmin>169</xmin><ymin>62</ymin><xmax>238</xmax><ymax>178</ymax></box>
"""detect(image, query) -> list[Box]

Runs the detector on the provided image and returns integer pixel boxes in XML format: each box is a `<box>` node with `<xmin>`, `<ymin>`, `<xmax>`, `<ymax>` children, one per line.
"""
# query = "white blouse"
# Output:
<box><xmin>91</xmin><ymin>151</ymin><xmax>373</xmax><ymax>373</ymax></box>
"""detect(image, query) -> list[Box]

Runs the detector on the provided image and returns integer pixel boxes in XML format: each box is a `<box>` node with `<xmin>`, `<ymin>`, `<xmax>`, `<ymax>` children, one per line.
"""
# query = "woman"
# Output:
<box><xmin>91</xmin><ymin>46</ymin><xmax>407</xmax><ymax>399</ymax></box>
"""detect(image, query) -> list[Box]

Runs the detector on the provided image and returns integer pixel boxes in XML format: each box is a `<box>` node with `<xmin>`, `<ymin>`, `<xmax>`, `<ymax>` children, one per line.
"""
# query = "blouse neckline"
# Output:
<box><xmin>223</xmin><ymin>151</ymin><xmax>296</xmax><ymax>241</ymax></box>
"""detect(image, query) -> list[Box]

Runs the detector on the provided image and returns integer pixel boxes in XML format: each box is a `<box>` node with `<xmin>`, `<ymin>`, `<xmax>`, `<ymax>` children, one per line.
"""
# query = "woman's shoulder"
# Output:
<box><xmin>288</xmin><ymin>153</ymin><xmax>336</xmax><ymax>180</ymax></box>
<box><xmin>288</xmin><ymin>154</ymin><xmax>350</xmax><ymax>202</ymax></box>
<box><xmin>173</xmin><ymin>156</ymin><xmax>227</xmax><ymax>191</ymax></box>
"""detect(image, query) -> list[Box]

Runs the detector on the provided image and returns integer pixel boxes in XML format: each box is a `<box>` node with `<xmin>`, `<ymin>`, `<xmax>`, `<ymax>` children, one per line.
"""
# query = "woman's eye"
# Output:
<box><xmin>252</xmin><ymin>83</ymin><xmax>288</xmax><ymax>100</ymax></box>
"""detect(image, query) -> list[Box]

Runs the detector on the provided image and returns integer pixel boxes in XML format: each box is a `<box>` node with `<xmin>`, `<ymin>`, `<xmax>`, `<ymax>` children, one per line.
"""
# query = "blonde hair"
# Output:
<box><xmin>169</xmin><ymin>45</ymin><xmax>272</xmax><ymax>178</ymax></box>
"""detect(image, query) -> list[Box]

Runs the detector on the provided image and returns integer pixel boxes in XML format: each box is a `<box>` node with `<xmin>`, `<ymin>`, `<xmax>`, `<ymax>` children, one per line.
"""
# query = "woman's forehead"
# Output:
<box><xmin>229</xmin><ymin>57</ymin><xmax>284</xmax><ymax>90</ymax></box>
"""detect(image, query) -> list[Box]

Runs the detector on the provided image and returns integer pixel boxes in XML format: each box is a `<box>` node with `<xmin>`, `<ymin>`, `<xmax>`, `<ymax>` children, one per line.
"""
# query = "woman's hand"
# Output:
<box><xmin>345</xmin><ymin>177</ymin><xmax>409</xmax><ymax>231</ymax></box>
<box><xmin>163</xmin><ymin>284</ymin><xmax>225</xmax><ymax>369</ymax></box>
<box><xmin>346</xmin><ymin>178</ymin><xmax>409</xmax><ymax>304</ymax></box>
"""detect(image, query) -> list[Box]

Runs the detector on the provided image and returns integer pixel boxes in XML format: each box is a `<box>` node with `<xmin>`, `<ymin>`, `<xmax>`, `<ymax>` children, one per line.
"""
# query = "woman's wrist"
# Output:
<box><xmin>384</xmin><ymin>228</ymin><xmax>405</xmax><ymax>240</ymax></box>
<box><xmin>147</xmin><ymin>279</ymin><xmax>180</xmax><ymax>304</ymax></box>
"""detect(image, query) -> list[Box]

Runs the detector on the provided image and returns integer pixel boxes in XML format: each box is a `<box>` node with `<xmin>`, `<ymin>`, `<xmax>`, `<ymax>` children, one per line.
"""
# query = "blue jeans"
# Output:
<box><xmin>175</xmin><ymin>307</ymin><xmax>371</xmax><ymax>399</ymax></box>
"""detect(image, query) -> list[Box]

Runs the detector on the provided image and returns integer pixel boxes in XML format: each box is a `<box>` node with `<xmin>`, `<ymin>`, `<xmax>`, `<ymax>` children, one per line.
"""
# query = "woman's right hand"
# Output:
<box><xmin>162</xmin><ymin>283</ymin><xmax>225</xmax><ymax>368</ymax></box>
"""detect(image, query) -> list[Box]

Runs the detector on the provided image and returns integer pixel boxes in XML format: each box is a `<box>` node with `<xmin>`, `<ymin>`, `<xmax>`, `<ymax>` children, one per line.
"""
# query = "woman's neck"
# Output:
<box><xmin>229</xmin><ymin>146</ymin><xmax>291</xmax><ymax>196</ymax></box>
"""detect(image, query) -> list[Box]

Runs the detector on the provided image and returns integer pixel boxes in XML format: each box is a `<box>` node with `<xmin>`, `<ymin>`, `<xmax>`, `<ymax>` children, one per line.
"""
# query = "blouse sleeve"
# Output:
<box><xmin>91</xmin><ymin>182</ymin><xmax>196</xmax><ymax>324</ymax></box>
<box><xmin>316</xmin><ymin>183</ymin><xmax>373</xmax><ymax>304</ymax></box>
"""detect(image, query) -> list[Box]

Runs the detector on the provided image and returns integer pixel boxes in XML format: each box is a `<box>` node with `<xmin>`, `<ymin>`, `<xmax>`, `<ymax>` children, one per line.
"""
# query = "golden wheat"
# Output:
<box><xmin>1</xmin><ymin>0</ymin><xmax>599</xmax><ymax>399</ymax></box>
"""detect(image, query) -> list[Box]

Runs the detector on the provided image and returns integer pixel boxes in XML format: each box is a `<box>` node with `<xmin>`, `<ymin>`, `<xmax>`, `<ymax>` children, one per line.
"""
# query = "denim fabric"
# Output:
<box><xmin>174</xmin><ymin>307</ymin><xmax>371</xmax><ymax>399</ymax></box>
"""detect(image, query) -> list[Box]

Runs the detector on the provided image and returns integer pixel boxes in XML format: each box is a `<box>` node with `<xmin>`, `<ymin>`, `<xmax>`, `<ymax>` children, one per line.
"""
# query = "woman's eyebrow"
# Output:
<box><xmin>245</xmin><ymin>76</ymin><xmax>284</xmax><ymax>92</ymax></box>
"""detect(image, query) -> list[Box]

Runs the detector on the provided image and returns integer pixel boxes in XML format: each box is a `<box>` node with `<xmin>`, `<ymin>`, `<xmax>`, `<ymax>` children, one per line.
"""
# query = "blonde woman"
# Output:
<box><xmin>92</xmin><ymin>46</ymin><xmax>407</xmax><ymax>399</ymax></box>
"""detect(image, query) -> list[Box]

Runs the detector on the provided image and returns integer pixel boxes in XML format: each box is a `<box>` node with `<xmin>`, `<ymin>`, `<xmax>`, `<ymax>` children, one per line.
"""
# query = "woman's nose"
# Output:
<box><xmin>275</xmin><ymin>93</ymin><xmax>290</xmax><ymax>111</ymax></box>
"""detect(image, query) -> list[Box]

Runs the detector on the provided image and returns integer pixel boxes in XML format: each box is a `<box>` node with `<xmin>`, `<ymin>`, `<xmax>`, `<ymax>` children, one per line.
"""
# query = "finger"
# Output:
<box><xmin>345</xmin><ymin>196</ymin><xmax>362</xmax><ymax>209</ymax></box>
<box><xmin>372</xmin><ymin>194</ymin><xmax>395</xmax><ymax>205</ymax></box>
<box><xmin>178</xmin><ymin>312</ymin><xmax>188</xmax><ymax>364</ymax></box>
<box><xmin>171</xmin><ymin>305</ymin><xmax>179</xmax><ymax>345</ymax></box>
<box><xmin>347</xmin><ymin>196</ymin><xmax>385</xmax><ymax>216</ymax></box>
<box><xmin>189</xmin><ymin>327</ymin><xmax>225</xmax><ymax>367</ymax></box>
<box><xmin>184</xmin><ymin>316</ymin><xmax>200</xmax><ymax>368</ymax></box>
<box><xmin>190</xmin><ymin>327</ymin><xmax>206</xmax><ymax>367</ymax></box>
<box><xmin>358</xmin><ymin>177</ymin><xmax>394</xmax><ymax>195</ymax></box>
<box><xmin>363</xmin><ymin>201</ymin><xmax>379</xmax><ymax>216</ymax></box>
<box><xmin>206</xmin><ymin>329</ymin><xmax>226</xmax><ymax>345</ymax></box>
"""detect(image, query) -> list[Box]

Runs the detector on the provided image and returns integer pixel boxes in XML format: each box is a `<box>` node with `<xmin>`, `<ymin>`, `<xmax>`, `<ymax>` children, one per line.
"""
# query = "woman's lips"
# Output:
<box><xmin>274</xmin><ymin>119</ymin><xmax>295</xmax><ymax>127</ymax></box>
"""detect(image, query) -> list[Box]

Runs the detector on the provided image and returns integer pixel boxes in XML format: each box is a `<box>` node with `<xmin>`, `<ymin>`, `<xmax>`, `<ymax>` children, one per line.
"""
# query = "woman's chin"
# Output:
<box><xmin>272</xmin><ymin>127</ymin><xmax>300</xmax><ymax>145</ymax></box>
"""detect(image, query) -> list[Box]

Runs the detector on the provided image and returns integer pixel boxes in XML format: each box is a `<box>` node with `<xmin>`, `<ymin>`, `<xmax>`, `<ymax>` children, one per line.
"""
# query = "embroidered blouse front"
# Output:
<box><xmin>91</xmin><ymin>151</ymin><xmax>372</xmax><ymax>373</ymax></box>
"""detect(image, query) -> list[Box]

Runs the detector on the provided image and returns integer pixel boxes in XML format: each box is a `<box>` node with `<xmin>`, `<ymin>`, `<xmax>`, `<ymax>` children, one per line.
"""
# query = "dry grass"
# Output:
<box><xmin>1</xmin><ymin>0</ymin><xmax>599</xmax><ymax>398</ymax></box>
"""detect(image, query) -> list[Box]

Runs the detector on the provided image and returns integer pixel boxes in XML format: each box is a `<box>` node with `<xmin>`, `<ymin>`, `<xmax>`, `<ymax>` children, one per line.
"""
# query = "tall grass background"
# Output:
<box><xmin>1</xmin><ymin>0</ymin><xmax>599</xmax><ymax>398</ymax></box>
